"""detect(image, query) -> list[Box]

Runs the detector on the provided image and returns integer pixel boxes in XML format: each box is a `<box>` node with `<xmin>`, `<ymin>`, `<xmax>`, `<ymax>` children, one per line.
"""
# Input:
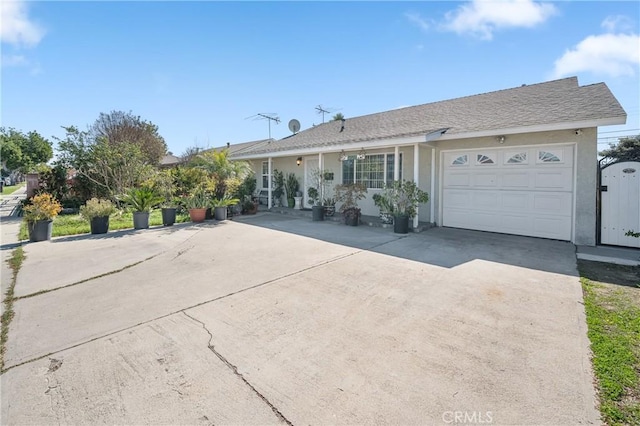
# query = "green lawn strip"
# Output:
<box><xmin>1</xmin><ymin>247</ymin><xmax>25</xmax><ymax>372</ymax></box>
<box><xmin>19</xmin><ymin>210</ymin><xmax>191</xmax><ymax>240</ymax></box>
<box><xmin>581</xmin><ymin>276</ymin><xmax>640</xmax><ymax>425</ymax></box>
<box><xmin>0</xmin><ymin>183</ymin><xmax>25</xmax><ymax>197</ymax></box>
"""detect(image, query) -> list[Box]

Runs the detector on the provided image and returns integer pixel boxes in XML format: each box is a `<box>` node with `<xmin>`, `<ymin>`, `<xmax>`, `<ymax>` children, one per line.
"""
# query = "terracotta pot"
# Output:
<box><xmin>189</xmin><ymin>208</ymin><xmax>207</xmax><ymax>223</ymax></box>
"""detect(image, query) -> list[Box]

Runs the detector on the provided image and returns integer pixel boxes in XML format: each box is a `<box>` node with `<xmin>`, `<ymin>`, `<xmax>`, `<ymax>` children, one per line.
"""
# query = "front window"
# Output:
<box><xmin>342</xmin><ymin>153</ymin><xmax>402</xmax><ymax>188</ymax></box>
<box><xmin>261</xmin><ymin>161</ymin><xmax>269</xmax><ymax>188</ymax></box>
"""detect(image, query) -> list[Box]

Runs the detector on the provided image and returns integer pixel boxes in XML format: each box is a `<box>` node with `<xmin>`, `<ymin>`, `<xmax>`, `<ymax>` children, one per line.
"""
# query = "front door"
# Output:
<box><xmin>601</xmin><ymin>161</ymin><xmax>640</xmax><ymax>247</ymax></box>
<box><xmin>304</xmin><ymin>158</ymin><xmax>319</xmax><ymax>208</ymax></box>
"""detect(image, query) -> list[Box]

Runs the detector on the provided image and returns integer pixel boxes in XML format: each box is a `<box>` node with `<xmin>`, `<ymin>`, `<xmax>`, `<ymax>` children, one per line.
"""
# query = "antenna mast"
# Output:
<box><xmin>315</xmin><ymin>105</ymin><xmax>331</xmax><ymax>123</ymax></box>
<box><xmin>247</xmin><ymin>113</ymin><xmax>281</xmax><ymax>139</ymax></box>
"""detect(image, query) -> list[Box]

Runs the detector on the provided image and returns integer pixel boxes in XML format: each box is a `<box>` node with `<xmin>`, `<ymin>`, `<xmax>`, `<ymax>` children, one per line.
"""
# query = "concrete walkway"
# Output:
<box><xmin>2</xmin><ymin>213</ymin><xmax>599</xmax><ymax>425</ymax></box>
<box><xmin>1</xmin><ymin>186</ymin><xmax>26</xmax><ymax>317</ymax></box>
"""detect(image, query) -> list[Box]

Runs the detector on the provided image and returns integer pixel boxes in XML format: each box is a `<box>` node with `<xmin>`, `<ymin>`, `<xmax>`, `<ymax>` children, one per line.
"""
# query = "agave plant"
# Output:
<box><xmin>211</xmin><ymin>194</ymin><xmax>240</xmax><ymax>208</ymax></box>
<box><xmin>119</xmin><ymin>187</ymin><xmax>164</xmax><ymax>212</ymax></box>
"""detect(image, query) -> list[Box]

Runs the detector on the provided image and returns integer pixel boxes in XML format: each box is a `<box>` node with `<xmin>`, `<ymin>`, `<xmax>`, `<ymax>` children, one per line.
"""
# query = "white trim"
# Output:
<box><xmin>394</xmin><ymin>146</ymin><xmax>400</xmax><ymax>181</ymax></box>
<box><xmin>413</xmin><ymin>144</ymin><xmax>419</xmax><ymax>228</ymax></box>
<box><xmin>233</xmin><ymin>135</ymin><xmax>430</xmax><ymax>160</ymax></box>
<box><xmin>430</xmin><ymin>147</ymin><xmax>435</xmax><ymax>224</ymax></box>
<box><xmin>231</xmin><ymin>117</ymin><xmax>624</xmax><ymax>161</ymax></box>
<box><xmin>571</xmin><ymin>144</ymin><xmax>578</xmax><ymax>243</ymax></box>
<box><xmin>437</xmin><ymin>118</ymin><xmax>624</xmax><ymax>142</ymax></box>
<box><xmin>268</xmin><ymin>157</ymin><xmax>273</xmax><ymax>209</ymax></box>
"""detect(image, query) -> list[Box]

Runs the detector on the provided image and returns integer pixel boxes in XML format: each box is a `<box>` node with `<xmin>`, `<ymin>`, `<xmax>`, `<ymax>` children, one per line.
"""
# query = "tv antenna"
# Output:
<box><xmin>315</xmin><ymin>105</ymin><xmax>341</xmax><ymax>123</ymax></box>
<box><xmin>246</xmin><ymin>113</ymin><xmax>280</xmax><ymax>139</ymax></box>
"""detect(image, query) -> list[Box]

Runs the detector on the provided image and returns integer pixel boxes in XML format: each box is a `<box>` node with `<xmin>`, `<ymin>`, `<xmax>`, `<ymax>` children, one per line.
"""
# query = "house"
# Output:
<box><xmin>230</xmin><ymin>77</ymin><xmax>626</xmax><ymax>246</ymax></box>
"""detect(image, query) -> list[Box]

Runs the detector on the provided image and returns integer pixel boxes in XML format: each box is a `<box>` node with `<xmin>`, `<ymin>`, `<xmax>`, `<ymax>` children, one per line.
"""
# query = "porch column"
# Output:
<box><xmin>318</xmin><ymin>152</ymin><xmax>324</xmax><ymax>200</ymax></box>
<box><xmin>430</xmin><ymin>147</ymin><xmax>435</xmax><ymax>225</ymax></box>
<box><xmin>394</xmin><ymin>146</ymin><xmax>400</xmax><ymax>181</ymax></box>
<box><xmin>268</xmin><ymin>157</ymin><xmax>273</xmax><ymax>209</ymax></box>
<box><xmin>413</xmin><ymin>144</ymin><xmax>419</xmax><ymax>228</ymax></box>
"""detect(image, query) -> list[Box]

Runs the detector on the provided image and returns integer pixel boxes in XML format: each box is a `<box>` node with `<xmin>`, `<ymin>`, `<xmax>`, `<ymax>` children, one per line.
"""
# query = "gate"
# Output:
<box><xmin>599</xmin><ymin>159</ymin><xmax>640</xmax><ymax>248</ymax></box>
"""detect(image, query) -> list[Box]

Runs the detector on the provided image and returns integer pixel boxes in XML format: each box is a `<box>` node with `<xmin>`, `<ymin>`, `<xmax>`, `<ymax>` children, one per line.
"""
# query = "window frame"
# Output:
<box><xmin>261</xmin><ymin>161</ymin><xmax>269</xmax><ymax>188</ymax></box>
<box><xmin>341</xmin><ymin>152</ymin><xmax>403</xmax><ymax>189</ymax></box>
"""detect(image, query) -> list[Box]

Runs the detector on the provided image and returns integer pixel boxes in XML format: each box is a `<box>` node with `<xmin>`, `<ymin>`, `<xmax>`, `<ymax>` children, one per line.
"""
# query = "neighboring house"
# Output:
<box><xmin>159</xmin><ymin>153</ymin><xmax>183</xmax><ymax>169</ymax></box>
<box><xmin>230</xmin><ymin>77</ymin><xmax>626</xmax><ymax>246</ymax></box>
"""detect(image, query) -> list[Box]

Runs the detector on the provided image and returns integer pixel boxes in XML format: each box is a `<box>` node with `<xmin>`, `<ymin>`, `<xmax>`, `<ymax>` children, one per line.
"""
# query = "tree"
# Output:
<box><xmin>332</xmin><ymin>112</ymin><xmax>345</xmax><ymax>121</ymax></box>
<box><xmin>599</xmin><ymin>135</ymin><xmax>640</xmax><ymax>161</ymax></box>
<box><xmin>191</xmin><ymin>149</ymin><xmax>251</xmax><ymax>199</ymax></box>
<box><xmin>56</xmin><ymin>126</ymin><xmax>153</xmax><ymax>202</ymax></box>
<box><xmin>0</xmin><ymin>127</ymin><xmax>53</xmax><ymax>172</ymax></box>
<box><xmin>90</xmin><ymin>111</ymin><xmax>167</xmax><ymax>164</ymax></box>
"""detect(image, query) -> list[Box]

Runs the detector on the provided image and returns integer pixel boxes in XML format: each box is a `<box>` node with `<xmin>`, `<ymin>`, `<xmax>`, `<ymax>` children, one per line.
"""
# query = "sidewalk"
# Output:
<box><xmin>576</xmin><ymin>244</ymin><xmax>640</xmax><ymax>266</ymax></box>
<box><xmin>1</xmin><ymin>186</ymin><xmax>26</xmax><ymax>315</ymax></box>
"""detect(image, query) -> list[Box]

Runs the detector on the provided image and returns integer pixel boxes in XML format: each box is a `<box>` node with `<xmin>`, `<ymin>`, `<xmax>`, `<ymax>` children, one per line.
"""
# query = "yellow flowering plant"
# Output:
<box><xmin>23</xmin><ymin>193</ymin><xmax>62</xmax><ymax>222</ymax></box>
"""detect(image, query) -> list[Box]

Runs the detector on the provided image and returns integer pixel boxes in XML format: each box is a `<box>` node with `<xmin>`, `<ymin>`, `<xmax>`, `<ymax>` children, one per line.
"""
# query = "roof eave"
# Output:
<box><xmin>230</xmin><ymin>130</ymin><xmax>449</xmax><ymax>160</ymax></box>
<box><xmin>439</xmin><ymin>116</ymin><xmax>627</xmax><ymax>141</ymax></box>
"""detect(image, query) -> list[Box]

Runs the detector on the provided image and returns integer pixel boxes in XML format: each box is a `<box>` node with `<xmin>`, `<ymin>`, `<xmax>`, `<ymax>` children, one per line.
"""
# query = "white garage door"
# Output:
<box><xmin>442</xmin><ymin>145</ymin><xmax>574</xmax><ymax>240</ymax></box>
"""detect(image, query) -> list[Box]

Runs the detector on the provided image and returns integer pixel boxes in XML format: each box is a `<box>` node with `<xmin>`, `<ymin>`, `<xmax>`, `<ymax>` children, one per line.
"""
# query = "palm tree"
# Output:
<box><xmin>192</xmin><ymin>149</ymin><xmax>251</xmax><ymax>199</ymax></box>
<box><xmin>332</xmin><ymin>112</ymin><xmax>345</xmax><ymax>121</ymax></box>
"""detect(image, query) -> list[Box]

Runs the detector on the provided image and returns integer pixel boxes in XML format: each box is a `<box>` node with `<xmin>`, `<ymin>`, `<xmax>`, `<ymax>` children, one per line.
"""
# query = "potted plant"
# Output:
<box><xmin>385</xmin><ymin>180</ymin><xmax>429</xmax><ymax>234</ymax></box>
<box><xmin>80</xmin><ymin>198</ymin><xmax>117</xmax><ymax>234</ymax></box>
<box><xmin>272</xmin><ymin>169</ymin><xmax>285</xmax><ymax>207</ymax></box>
<box><xmin>211</xmin><ymin>194</ymin><xmax>240</xmax><ymax>220</ymax></box>
<box><xmin>119</xmin><ymin>187</ymin><xmax>164</xmax><ymax>229</ymax></box>
<box><xmin>323</xmin><ymin>197</ymin><xmax>336</xmax><ymax>217</ymax></box>
<box><xmin>372</xmin><ymin>192</ymin><xmax>394</xmax><ymax>225</ymax></box>
<box><xmin>334</xmin><ymin>183</ymin><xmax>368</xmax><ymax>226</ymax></box>
<box><xmin>184</xmin><ymin>188</ymin><xmax>209</xmax><ymax>222</ymax></box>
<box><xmin>285</xmin><ymin>172</ymin><xmax>299</xmax><ymax>208</ymax></box>
<box><xmin>23</xmin><ymin>192</ymin><xmax>62</xmax><ymax>242</ymax></box>
<box><xmin>307</xmin><ymin>186</ymin><xmax>324</xmax><ymax>221</ymax></box>
<box><xmin>154</xmin><ymin>170</ymin><xmax>178</xmax><ymax>226</ymax></box>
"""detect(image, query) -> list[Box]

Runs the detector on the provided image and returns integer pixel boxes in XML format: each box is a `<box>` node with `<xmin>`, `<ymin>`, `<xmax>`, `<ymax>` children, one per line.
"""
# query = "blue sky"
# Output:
<box><xmin>2</xmin><ymin>1</ymin><xmax>639</xmax><ymax>156</ymax></box>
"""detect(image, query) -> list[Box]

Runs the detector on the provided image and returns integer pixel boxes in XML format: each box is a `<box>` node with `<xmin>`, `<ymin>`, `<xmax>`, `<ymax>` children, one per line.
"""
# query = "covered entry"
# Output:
<box><xmin>600</xmin><ymin>161</ymin><xmax>640</xmax><ymax>248</ymax></box>
<box><xmin>442</xmin><ymin>144</ymin><xmax>574</xmax><ymax>241</ymax></box>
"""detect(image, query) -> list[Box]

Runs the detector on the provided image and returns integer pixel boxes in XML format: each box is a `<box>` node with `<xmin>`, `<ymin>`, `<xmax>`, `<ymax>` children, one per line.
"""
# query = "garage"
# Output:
<box><xmin>442</xmin><ymin>144</ymin><xmax>574</xmax><ymax>241</ymax></box>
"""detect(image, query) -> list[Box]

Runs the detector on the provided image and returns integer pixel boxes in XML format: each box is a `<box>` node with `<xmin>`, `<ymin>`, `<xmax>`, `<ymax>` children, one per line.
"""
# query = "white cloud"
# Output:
<box><xmin>552</xmin><ymin>33</ymin><xmax>640</xmax><ymax>78</ymax></box>
<box><xmin>601</xmin><ymin>15</ymin><xmax>635</xmax><ymax>33</ymax></box>
<box><xmin>441</xmin><ymin>0</ymin><xmax>557</xmax><ymax>40</ymax></box>
<box><xmin>1</xmin><ymin>54</ymin><xmax>27</xmax><ymax>67</ymax></box>
<box><xmin>0</xmin><ymin>0</ymin><xmax>46</xmax><ymax>47</ymax></box>
<box><xmin>405</xmin><ymin>12</ymin><xmax>430</xmax><ymax>32</ymax></box>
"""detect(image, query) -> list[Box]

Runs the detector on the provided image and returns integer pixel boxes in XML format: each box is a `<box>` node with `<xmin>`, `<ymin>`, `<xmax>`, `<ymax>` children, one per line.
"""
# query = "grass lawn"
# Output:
<box><xmin>578</xmin><ymin>260</ymin><xmax>640</xmax><ymax>426</ymax></box>
<box><xmin>0</xmin><ymin>183</ymin><xmax>25</xmax><ymax>197</ymax></box>
<box><xmin>19</xmin><ymin>209</ymin><xmax>191</xmax><ymax>240</ymax></box>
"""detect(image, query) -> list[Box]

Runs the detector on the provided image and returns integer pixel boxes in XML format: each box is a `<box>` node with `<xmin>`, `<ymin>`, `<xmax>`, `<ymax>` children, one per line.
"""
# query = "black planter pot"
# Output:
<box><xmin>214</xmin><ymin>206</ymin><xmax>227</xmax><ymax>220</ymax></box>
<box><xmin>344</xmin><ymin>208</ymin><xmax>360</xmax><ymax>226</ymax></box>
<box><xmin>162</xmin><ymin>208</ymin><xmax>177</xmax><ymax>226</ymax></box>
<box><xmin>90</xmin><ymin>216</ymin><xmax>110</xmax><ymax>234</ymax></box>
<box><xmin>311</xmin><ymin>205</ymin><xmax>324</xmax><ymax>221</ymax></box>
<box><xmin>287</xmin><ymin>198</ymin><xmax>295</xmax><ymax>208</ymax></box>
<box><xmin>205</xmin><ymin>207</ymin><xmax>213</xmax><ymax>220</ymax></box>
<box><xmin>28</xmin><ymin>220</ymin><xmax>53</xmax><ymax>242</ymax></box>
<box><xmin>133</xmin><ymin>211</ymin><xmax>150</xmax><ymax>229</ymax></box>
<box><xmin>394</xmin><ymin>214</ymin><xmax>410</xmax><ymax>234</ymax></box>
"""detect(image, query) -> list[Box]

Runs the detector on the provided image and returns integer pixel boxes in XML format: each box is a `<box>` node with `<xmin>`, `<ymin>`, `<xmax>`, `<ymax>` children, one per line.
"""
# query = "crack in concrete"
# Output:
<box><xmin>182</xmin><ymin>312</ymin><xmax>292</xmax><ymax>426</ymax></box>
<box><xmin>14</xmin><ymin>227</ymin><xmax>206</xmax><ymax>301</ymax></box>
<box><xmin>3</xmin><ymin>241</ymin><xmax>382</xmax><ymax>373</ymax></box>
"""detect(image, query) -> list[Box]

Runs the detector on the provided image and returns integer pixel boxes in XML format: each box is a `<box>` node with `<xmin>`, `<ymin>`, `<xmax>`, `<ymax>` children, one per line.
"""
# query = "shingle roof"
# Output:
<box><xmin>210</xmin><ymin>138</ymin><xmax>274</xmax><ymax>155</ymax></box>
<box><xmin>234</xmin><ymin>77</ymin><xmax>626</xmax><ymax>157</ymax></box>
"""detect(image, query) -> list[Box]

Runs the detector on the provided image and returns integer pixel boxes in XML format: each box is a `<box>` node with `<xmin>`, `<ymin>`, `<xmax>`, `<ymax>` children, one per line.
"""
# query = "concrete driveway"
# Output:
<box><xmin>1</xmin><ymin>213</ymin><xmax>598</xmax><ymax>425</ymax></box>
